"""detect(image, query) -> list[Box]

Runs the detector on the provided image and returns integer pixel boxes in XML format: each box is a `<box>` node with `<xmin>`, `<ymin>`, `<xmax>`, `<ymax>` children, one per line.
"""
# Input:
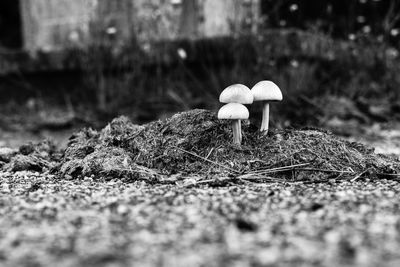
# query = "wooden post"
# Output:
<box><xmin>19</xmin><ymin>0</ymin><xmax>37</xmax><ymax>52</ymax></box>
<box><xmin>179</xmin><ymin>0</ymin><xmax>199</xmax><ymax>39</ymax></box>
<box><xmin>18</xmin><ymin>0</ymin><xmax>261</xmax><ymax>51</ymax></box>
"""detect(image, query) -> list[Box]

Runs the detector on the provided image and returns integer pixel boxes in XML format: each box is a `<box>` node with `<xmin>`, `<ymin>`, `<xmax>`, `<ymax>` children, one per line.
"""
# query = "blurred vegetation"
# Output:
<box><xmin>0</xmin><ymin>0</ymin><xmax>21</xmax><ymax>49</ymax></box>
<box><xmin>74</xmin><ymin>30</ymin><xmax>400</xmax><ymax>127</ymax></box>
<box><xmin>262</xmin><ymin>0</ymin><xmax>400</xmax><ymax>44</ymax></box>
<box><xmin>1</xmin><ymin>0</ymin><xmax>400</xmax><ymax>128</ymax></box>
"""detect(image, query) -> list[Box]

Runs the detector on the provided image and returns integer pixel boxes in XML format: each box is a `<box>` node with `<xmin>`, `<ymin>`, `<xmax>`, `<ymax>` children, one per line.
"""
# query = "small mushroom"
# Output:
<box><xmin>251</xmin><ymin>81</ymin><xmax>282</xmax><ymax>134</ymax></box>
<box><xmin>219</xmin><ymin>84</ymin><xmax>253</xmax><ymax>142</ymax></box>
<box><xmin>218</xmin><ymin>103</ymin><xmax>249</xmax><ymax>145</ymax></box>
<box><xmin>219</xmin><ymin>84</ymin><xmax>254</xmax><ymax>104</ymax></box>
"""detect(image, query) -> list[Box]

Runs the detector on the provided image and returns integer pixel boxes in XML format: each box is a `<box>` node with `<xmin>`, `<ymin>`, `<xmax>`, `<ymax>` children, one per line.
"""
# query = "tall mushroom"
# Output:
<box><xmin>219</xmin><ymin>84</ymin><xmax>253</xmax><ymax>144</ymax></box>
<box><xmin>251</xmin><ymin>81</ymin><xmax>282</xmax><ymax>134</ymax></box>
<box><xmin>218</xmin><ymin>103</ymin><xmax>249</xmax><ymax>145</ymax></box>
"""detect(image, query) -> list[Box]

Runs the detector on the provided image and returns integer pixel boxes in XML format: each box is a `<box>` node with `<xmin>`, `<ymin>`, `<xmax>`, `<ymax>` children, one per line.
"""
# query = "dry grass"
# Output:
<box><xmin>55</xmin><ymin>110</ymin><xmax>400</xmax><ymax>183</ymax></box>
<box><xmin>1</xmin><ymin>109</ymin><xmax>399</xmax><ymax>185</ymax></box>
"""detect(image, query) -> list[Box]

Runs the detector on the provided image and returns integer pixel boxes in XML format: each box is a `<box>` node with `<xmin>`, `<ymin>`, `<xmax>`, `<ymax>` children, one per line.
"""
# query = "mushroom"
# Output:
<box><xmin>251</xmin><ymin>81</ymin><xmax>282</xmax><ymax>134</ymax></box>
<box><xmin>219</xmin><ymin>84</ymin><xmax>253</xmax><ymax>143</ymax></box>
<box><xmin>219</xmin><ymin>84</ymin><xmax>253</xmax><ymax>105</ymax></box>
<box><xmin>218</xmin><ymin>103</ymin><xmax>249</xmax><ymax>145</ymax></box>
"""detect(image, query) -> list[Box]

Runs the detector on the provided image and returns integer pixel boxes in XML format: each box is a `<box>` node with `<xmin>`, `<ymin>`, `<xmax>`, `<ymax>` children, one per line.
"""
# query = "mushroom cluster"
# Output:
<box><xmin>218</xmin><ymin>84</ymin><xmax>253</xmax><ymax>145</ymax></box>
<box><xmin>218</xmin><ymin>81</ymin><xmax>282</xmax><ymax>145</ymax></box>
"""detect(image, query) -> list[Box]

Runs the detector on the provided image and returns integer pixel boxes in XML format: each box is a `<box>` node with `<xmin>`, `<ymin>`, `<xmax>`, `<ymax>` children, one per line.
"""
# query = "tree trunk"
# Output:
<box><xmin>179</xmin><ymin>0</ymin><xmax>198</xmax><ymax>39</ymax></box>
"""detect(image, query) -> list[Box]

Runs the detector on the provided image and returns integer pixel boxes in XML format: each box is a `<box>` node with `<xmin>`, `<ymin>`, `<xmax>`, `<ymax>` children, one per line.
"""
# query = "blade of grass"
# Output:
<box><xmin>296</xmin><ymin>168</ymin><xmax>355</xmax><ymax>174</ymax></box>
<box><xmin>246</xmin><ymin>163</ymin><xmax>311</xmax><ymax>175</ymax></box>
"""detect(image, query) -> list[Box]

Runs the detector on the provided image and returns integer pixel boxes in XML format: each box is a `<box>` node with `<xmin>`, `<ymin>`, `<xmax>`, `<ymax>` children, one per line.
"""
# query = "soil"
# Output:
<box><xmin>12</xmin><ymin>109</ymin><xmax>400</xmax><ymax>182</ymax></box>
<box><xmin>1</xmin><ymin>172</ymin><xmax>400</xmax><ymax>267</ymax></box>
<box><xmin>1</xmin><ymin>109</ymin><xmax>400</xmax><ymax>266</ymax></box>
<box><xmin>345</xmin><ymin>122</ymin><xmax>400</xmax><ymax>160</ymax></box>
<box><xmin>1</xmin><ymin>109</ymin><xmax>399</xmax><ymax>183</ymax></box>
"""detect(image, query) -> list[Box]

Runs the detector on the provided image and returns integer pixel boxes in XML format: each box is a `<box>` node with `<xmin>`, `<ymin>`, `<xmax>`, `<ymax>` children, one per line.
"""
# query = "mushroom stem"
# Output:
<box><xmin>260</xmin><ymin>102</ymin><xmax>270</xmax><ymax>134</ymax></box>
<box><xmin>232</xmin><ymin>120</ymin><xmax>241</xmax><ymax>145</ymax></box>
<box><xmin>238</xmin><ymin>120</ymin><xmax>242</xmax><ymax>142</ymax></box>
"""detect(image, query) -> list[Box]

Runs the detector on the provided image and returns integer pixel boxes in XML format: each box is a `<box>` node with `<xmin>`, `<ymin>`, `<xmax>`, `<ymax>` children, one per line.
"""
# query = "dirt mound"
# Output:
<box><xmin>0</xmin><ymin>140</ymin><xmax>60</xmax><ymax>172</ymax></box>
<box><xmin>56</xmin><ymin>109</ymin><xmax>400</xmax><ymax>182</ymax></box>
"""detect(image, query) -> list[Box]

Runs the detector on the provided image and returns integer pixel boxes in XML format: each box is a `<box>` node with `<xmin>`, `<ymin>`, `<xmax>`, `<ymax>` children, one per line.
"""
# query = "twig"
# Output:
<box><xmin>237</xmin><ymin>163</ymin><xmax>311</xmax><ymax>180</ymax></box>
<box><xmin>296</xmin><ymin>168</ymin><xmax>355</xmax><ymax>174</ymax></box>
<box><xmin>195</xmin><ymin>177</ymin><xmax>236</xmax><ymax>185</ymax></box>
<box><xmin>351</xmin><ymin>169</ymin><xmax>370</xmax><ymax>182</ymax></box>
<box><xmin>246</xmin><ymin>163</ymin><xmax>311</xmax><ymax>175</ymax></box>
<box><xmin>171</xmin><ymin>146</ymin><xmax>240</xmax><ymax>174</ymax></box>
<box><xmin>298</xmin><ymin>179</ymin><xmax>330</xmax><ymax>184</ymax></box>
<box><xmin>377</xmin><ymin>173</ymin><xmax>400</xmax><ymax>178</ymax></box>
<box><xmin>205</xmin><ymin>147</ymin><xmax>215</xmax><ymax>160</ymax></box>
<box><xmin>196</xmin><ymin>179</ymin><xmax>215</xmax><ymax>185</ymax></box>
<box><xmin>240</xmin><ymin>176</ymin><xmax>286</xmax><ymax>182</ymax></box>
<box><xmin>196</xmin><ymin>175</ymin><xmax>289</xmax><ymax>186</ymax></box>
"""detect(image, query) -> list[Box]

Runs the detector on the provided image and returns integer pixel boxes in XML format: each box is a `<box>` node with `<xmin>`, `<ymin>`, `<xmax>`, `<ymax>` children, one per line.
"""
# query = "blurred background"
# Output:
<box><xmin>0</xmin><ymin>0</ymin><xmax>400</xmax><ymax>153</ymax></box>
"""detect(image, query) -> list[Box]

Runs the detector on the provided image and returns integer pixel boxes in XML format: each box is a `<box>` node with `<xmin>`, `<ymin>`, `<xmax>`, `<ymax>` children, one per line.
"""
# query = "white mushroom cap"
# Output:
<box><xmin>218</xmin><ymin>103</ymin><xmax>249</xmax><ymax>120</ymax></box>
<box><xmin>219</xmin><ymin>84</ymin><xmax>253</xmax><ymax>104</ymax></box>
<box><xmin>251</xmin><ymin>81</ymin><xmax>283</xmax><ymax>102</ymax></box>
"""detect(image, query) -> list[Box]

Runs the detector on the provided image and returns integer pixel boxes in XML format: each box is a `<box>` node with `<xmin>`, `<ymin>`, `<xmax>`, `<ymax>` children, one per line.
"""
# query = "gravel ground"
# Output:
<box><xmin>1</xmin><ymin>171</ymin><xmax>400</xmax><ymax>267</ymax></box>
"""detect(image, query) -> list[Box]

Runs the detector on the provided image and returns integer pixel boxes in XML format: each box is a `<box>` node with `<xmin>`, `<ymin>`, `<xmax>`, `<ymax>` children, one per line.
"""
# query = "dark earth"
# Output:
<box><xmin>0</xmin><ymin>109</ymin><xmax>400</xmax><ymax>266</ymax></box>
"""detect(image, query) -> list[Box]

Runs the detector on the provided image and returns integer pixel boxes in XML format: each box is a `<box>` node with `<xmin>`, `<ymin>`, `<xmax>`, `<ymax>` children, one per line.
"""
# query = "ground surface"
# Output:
<box><xmin>0</xmin><ymin>109</ymin><xmax>400</xmax><ymax>266</ymax></box>
<box><xmin>1</xmin><ymin>171</ymin><xmax>400</xmax><ymax>267</ymax></box>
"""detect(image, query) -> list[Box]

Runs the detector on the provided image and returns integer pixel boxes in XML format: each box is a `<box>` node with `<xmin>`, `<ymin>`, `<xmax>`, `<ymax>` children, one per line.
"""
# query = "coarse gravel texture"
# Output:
<box><xmin>1</xmin><ymin>109</ymin><xmax>400</xmax><ymax>267</ymax></box>
<box><xmin>1</xmin><ymin>171</ymin><xmax>400</xmax><ymax>267</ymax></box>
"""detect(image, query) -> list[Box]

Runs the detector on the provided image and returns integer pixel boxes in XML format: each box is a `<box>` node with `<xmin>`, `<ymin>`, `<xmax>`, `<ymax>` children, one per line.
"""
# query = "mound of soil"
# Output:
<box><xmin>55</xmin><ymin>109</ymin><xmax>399</xmax><ymax>182</ymax></box>
<box><xmin>0</xmin><ymin>140</ymin><xmax>60</xmax><ymax>172</ymax></box>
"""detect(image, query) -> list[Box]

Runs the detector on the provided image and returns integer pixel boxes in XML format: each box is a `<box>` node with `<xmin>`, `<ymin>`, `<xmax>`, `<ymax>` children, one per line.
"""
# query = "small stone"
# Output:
<box><xmin>0</xmin><ymin>147</ymin><xmax>17</xmax><ymax>163</ymax></box>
